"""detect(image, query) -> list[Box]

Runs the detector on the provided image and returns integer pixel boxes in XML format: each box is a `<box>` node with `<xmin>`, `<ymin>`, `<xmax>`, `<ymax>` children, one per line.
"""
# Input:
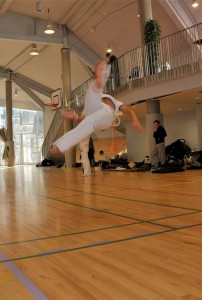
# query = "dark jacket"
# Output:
<box><xmin>153</xmin><ymin>126</ymin><xmax>167</xmax><ymax>144</ymax></box>
<box><xmin>108</xmin><ymin>55</ymin><xmax>120</xmax><ymax>87</ymax></box>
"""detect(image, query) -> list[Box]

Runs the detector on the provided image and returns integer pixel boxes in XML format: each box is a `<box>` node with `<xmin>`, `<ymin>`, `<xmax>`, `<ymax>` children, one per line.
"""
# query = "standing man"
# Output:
<box><xmin>106</xmin><ymin>53</ymin><xmax>120</xmax><ymax>88</ymax></box>
<box><xmin>150</xmin><ymin>120</ymin><xmax>167</xmax><ymax>167</ymax></box>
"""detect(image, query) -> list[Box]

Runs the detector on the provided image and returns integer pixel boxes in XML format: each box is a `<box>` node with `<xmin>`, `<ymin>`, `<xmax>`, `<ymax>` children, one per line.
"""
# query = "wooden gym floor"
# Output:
<box><xmin>0</xmin><ymin>165</ymin><xmax>201</xmax><ymax>300</ymax></box>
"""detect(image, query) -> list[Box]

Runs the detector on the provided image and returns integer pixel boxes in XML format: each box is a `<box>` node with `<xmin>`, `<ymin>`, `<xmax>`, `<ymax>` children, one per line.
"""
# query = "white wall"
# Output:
<box><xmin>126</xmin><ymin>119</ymin><xmax>148</xmax><ymax>162</ymax></box>
<box><xmin>0</xmin><ymin>99</ymin><xmax>41</xmax><ymax>111</ymax></box>
<box><xmin>164</xmin><ymin>110</ymin><xmax>198</xmax><ymax>149</ymax></box>
<box><xmin>44</xmin><ymin>109</ymin><xmax>56</xmax><ymax>137</ymax></box>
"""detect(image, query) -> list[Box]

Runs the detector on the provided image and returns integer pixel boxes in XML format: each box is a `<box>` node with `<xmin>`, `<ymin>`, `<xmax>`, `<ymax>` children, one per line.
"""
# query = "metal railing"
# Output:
<box><xmin>116</xmin><ymin>22</ymin><xmax>202</xmax><ymax>92</ymax></box>
<box><xmin>42</xmin><ymin>23</ymin><xmax>202</xmax><ymax>159</ymax></box>
<box><xmin>42</xmin><ymin>108</ymin><xmax>63</xmax><ymax>159</ymax></box>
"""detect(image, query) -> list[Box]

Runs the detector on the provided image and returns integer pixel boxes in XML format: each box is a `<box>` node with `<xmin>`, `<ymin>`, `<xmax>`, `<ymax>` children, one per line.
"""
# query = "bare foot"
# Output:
<box><xmin>95</xmin><ymin>61</ymin><xmax>107</xmax><ymax>89</ymax></box>
<box><xmin>82</xmin><ymin>173</ymin><xmax>92</xmax><ymax>177</ymax></box>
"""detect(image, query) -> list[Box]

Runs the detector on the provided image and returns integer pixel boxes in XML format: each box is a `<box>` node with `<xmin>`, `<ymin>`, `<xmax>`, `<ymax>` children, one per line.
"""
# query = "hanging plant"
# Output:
<box><xmin>144</xmin><ymin>19</ymin><xmax>162</xmax><ymax>74</ymax></box>
<box><xmin>144</xmin><ymin>19</ymin><xmax>161</xmax><ymax>43</ymax></box>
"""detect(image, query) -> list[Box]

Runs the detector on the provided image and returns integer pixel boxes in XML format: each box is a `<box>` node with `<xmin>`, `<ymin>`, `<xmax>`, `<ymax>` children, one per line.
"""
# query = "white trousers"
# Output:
<box><xmin>53</xmin><ymin>81</ymin><xmax>115</xmax><ymax>154</ymax></box>
<box><xmin>80</xmin><ymin>136</ymin><xmax>91</xmax><ymax>175</ymax></box>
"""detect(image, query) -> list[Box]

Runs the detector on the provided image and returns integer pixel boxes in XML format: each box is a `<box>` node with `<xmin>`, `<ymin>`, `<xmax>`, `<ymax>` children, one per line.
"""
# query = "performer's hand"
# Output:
<box><xmin>60</xmin><ymin>109</ymin><xmax>78</xmax><ymax>120</ymax></box>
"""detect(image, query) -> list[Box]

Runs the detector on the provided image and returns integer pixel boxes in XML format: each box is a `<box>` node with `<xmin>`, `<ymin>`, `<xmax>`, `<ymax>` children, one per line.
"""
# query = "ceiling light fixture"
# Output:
<box><xmin>30</xmin><ymin>44</ymin><xmax>39</xmax><ymax>56</ymax></box>
<box><xmin>36</xmin><ymin>0</ymin><xmax>43</xmax><ymax>13</ymax></box>
<box><xmin>106</xmin><ymin>43</ymin><xmax>112</xmax><ymax>53</ymax></box>
<box><xmin>90</xmin><ymin>27</ymin><xmax>95</xmax><ymax>33</ymax></box>
<box><xmin>44</xmin><ymin>9</ymin><xmax>55</xmax><ymax>34</ymax></box>
<box><xmin>192</xmin><ymin>0</ymin><xmax>199</xmax><ymax>7</ymax></box>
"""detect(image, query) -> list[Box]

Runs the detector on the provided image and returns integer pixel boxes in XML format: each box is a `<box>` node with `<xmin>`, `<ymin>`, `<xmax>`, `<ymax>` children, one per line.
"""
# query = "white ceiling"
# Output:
<box><xmin>0</xmin><ymin>0</ymin><xmax>201</xmax><ymax>116</ymax></box>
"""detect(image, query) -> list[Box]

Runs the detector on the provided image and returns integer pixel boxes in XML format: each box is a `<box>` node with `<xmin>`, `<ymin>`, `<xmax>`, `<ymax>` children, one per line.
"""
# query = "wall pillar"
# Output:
<box><xmin>138</xmin><ymin>0</ymin><xmax>153</xmax><ymax>76</ymax></box>
<box><xmin>146</xmin><ymin>100</ymin><xmax>164</xmax><ymax>159</ymax></box>
<box><xmin>195</xmin><ymin>103</ymin><xmax>202</xmax><ymax>150</ymax></box>
<box><xmin>138</xmin><ymin>0</ymin><xmax>153</xmax><ymax>44</ymax></box>
<box><xmin>61</xmin><ymin>47</ymin><xmax>76</xmax><ymax>168</ymax></box>
<box><xmin>6</xmin><ymin>79</ymin><xmax>15</xmax><ymax>167</ymax></box>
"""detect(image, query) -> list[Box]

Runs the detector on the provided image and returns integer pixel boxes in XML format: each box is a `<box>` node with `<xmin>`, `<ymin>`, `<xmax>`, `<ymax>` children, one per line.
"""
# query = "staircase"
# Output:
<box><xmin>42</xmin><ymin>108</ymin><xmax>65</xmax><ymax>164</ymax></box>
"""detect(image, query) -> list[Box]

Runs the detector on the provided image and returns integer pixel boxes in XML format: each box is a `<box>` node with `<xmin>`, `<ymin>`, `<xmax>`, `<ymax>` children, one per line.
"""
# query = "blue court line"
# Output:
<box><xmin>173</xmin><ymin>225</ymin><xmax>187</xmax><ymax>229</ymax></box>
<box><xmin>0</xmin><ymin>252</ymin><xmax>48</xmax><ymax>300</ymax></box>
<box><xmin>45</xmin><ymin>196</ymin><xmax>199</xmax><ymax>224</ymax></box>
<box><xmin>44</xmin><ymin>183</ymin><xmax>202</xmax><ymax>212</ymax></box>
<box><xmin>38</xmin><ymin>248</ymin><xmax>64</xmax><ymax>255</ymax></box>
<box><xmin>131</xmin><ymin>232</ymin><xmax>149</xmax><ymax>238</ymax></box>
<box><xmin>87</xmin><ymin>240</ymin><xmax>110</xmax><ymax>246</ymax></box>
<box><xmin>0</xmin><ymin>211</ymin><xmax>200</xmax><ymax>248</ymax></box>
<box><xmin>0</xmin><ymin>222</ymin><xmax>201</xmax><ymax>265</ymax></box>
<box><xmin>46</xmin><ymin>194</ymin><xmax>201</xmax><ymax>219</ymax></box>
<box><xmin>0</xmin><ymin>221</ymin><xmax>140</xmax><ymax>246</ymax></box>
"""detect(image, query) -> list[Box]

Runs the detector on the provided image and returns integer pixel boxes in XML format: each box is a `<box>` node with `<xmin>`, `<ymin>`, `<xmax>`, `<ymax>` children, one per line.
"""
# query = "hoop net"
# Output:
<box><xmin>44</xmin><ymin>103</ymin><xmax>59</xmax><ymax>109</ymax></box>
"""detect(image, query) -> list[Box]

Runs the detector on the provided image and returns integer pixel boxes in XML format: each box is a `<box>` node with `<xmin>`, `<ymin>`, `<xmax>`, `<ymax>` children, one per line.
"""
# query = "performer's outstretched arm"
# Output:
<box><xmin>60</xmin><ymin>109</ymin><xmax>84</xmax><ymax>122</ymax></box>
<box><xmin>120</xmin><ymin>105</ymin><xmax>143</xmax><ymax>132</ymax></box>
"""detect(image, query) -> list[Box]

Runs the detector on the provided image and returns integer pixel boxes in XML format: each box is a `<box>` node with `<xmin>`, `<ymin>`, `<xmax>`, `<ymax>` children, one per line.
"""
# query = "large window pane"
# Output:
<box><xmin>37</xmin><ymin>112</ymin><xmax>43</xmax><ymax>136</ymax></box>
<box><xmin>13</xmin><ymin>118</ymin><xmax>21</xmax><ymax>134</ymax></box>
<box><xmin>0</xmin><ymin>108</ymin><xmax>44</xmax><ymax>165</ymax></box>
<box><xmin>21</xmin><ymin>124</ymin><xmax>34</xmax><ymax>133</ymax></box>
<box><xmin>21</xmin><ymin>110</ymin><xmax>36</xmax><ymax>124</ymax></box>
<box><xmin>23</xmin><ymin>134</ymin><xmax>38</xmax><ymax>163</ymax></box>
<box><xmin>0</xmin><ymin>140</ymin><xmax>6</xmax><ymax>165</ymax></box>
<box><xmin>13</xmin><ymin>109</ymin><xmax>20</xmax><ymax>117</ymax></box>
<box><xmin>13</xmin><ymin>135</ymin><xmax>21</xmax><ymax>164</ymax></box>
<box><xmin>0</xmin><ymin>108</ymin><xmax>6</xmax><ymax>127</ymax></box>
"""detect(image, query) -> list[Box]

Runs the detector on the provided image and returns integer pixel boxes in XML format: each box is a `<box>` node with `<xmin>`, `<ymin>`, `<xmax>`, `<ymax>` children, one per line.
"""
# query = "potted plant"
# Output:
<box><xmin>144</xmin><ymin>19</ymin><xmax>162</xmax><ymax>74</ymax></box>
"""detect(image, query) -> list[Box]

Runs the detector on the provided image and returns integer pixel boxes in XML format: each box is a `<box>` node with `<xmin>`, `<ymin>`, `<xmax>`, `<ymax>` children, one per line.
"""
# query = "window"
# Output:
<box><xmin>0</xmin><ymin>108</ymin><xmax>44</xmax><ymax>165</ymax></box>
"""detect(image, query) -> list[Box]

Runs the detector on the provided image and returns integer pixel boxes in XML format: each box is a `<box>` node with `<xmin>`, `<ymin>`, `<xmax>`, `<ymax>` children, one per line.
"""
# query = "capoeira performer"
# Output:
<box><xmin>51</xmin><ymin>60</ymin><xmax>143</xmax><ymax>175</ymax></box>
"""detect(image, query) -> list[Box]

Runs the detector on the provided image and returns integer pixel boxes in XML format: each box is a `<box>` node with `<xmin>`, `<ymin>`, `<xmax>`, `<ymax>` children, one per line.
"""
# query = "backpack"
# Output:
<box><xmin>41</xmin><ymin>159</ymin><xmax>55</xmax><ymax>167</ymax></box>
<box><xmin>197</xmin><ymin>151</ymin><xmax>202</xmax><ymax>164</ymax></box>
<box><xmin>165</xmin><ymin>139</ymin><xmax>191</xmax><ymax>160</ymax></box>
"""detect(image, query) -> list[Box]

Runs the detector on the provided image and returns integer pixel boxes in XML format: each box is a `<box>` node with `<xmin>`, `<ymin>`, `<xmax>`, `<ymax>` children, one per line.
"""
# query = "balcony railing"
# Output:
<box><xmin>113</xmin><ymin>22</ymin><xmax>202</xmax><ymax>94</ymax></box>
<box><xmin>70</xmin><ymin>23</ymin><xmax>201</xmax><ymax>105</ymax></box>
<box><xmin>42</xmin><ymin>23</ymin><xmax>202</xmax><ymax>159</ymax></box>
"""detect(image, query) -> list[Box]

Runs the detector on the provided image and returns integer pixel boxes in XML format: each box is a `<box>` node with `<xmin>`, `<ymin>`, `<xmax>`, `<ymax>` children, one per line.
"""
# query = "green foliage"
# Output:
<box><xmin>144</xmin><ymin>19</ymin><xmax>162</xmax><ymax>74</ymax></box>
<box><xmin>144</xmin><ymin>19</ymin><xmax>161</xmax><ymax>44</ymax></box>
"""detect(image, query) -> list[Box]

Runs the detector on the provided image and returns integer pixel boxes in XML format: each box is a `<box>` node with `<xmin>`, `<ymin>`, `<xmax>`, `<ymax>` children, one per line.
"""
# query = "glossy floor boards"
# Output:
<box><xmin>0</xmin><ymin>165</ymin><xmax>202</xmax><ymax>300</ymax></box>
